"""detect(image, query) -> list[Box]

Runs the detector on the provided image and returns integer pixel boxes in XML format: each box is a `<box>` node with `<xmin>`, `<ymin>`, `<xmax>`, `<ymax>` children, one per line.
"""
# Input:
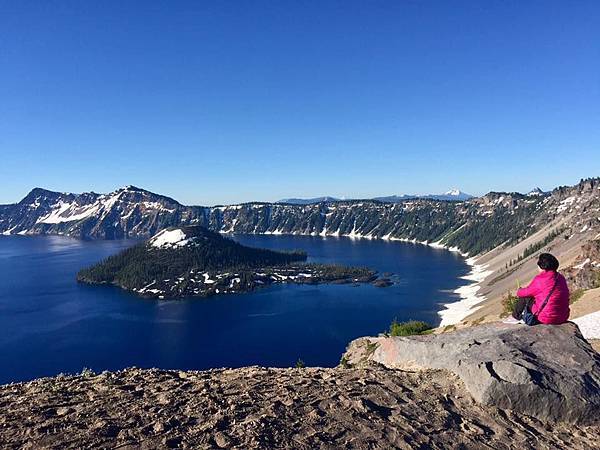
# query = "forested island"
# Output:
<box><xmin>77</xmin><ymin>226</ymin><xmax>381</xmax><ymax>299</ymax></box>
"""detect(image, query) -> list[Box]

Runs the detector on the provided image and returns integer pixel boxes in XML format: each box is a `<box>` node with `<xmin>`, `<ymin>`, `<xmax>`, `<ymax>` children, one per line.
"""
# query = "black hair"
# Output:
<box><xmin>537</xmin><ymin>253</ymin><xmax>559</xmax><ymax>271</ymax></box>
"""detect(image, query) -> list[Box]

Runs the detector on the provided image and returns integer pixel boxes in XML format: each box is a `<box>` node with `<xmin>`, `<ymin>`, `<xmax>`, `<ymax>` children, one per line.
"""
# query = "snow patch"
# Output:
<box><xmin>37</xmin><ymin>201</ymin><xmax>101</xmax><ymax>224</ymax></box>
<box><xmin>438</xmin><ymin>259</ymin><xmax>494</xmax><ymax>327</ymax></box>
<box><xmin>573</xmin><ymin>258</ymin><xmax>590</xmax><ymax>270</ymax></box>
<box><xmin>150</xmin><ymin>229</ymin><xmax>189</xmax><ymax>248</ymax></box>
<box><xmin>573</xmin><ymin>311</ymin><xmax>600</xmax><ymax>340</ymax></box>
<box><xmin>202</xmin><ymin>273</ymin><xmax>215</xmax><ymax>284</ymax></box>
<box><xmin>556</xmin><ymin>196</ymin><xmax>577</xmax><ymax>213</ymax></box>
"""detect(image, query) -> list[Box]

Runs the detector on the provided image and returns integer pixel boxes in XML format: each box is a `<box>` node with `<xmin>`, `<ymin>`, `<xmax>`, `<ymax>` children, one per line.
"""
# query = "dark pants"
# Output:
<box><xmin>512</xmin><ymin>297</ymin><xmax>530</xmax><ymax>319</ymax></box>
<box><xmin>512</xmin><ymin>297</ymin><xmax>539</xmax><ymax>325</ymax></box>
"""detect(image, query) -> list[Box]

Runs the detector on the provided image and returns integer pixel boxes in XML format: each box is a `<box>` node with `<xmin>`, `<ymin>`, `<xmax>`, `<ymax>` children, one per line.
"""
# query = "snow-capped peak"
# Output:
<box><xmin>527</xmin><ymin>187</ymin><xmax>545</xmax><ymax>197</ymax></box>
<box><xmin>436</xmin><ymin>189</ymin><xmax>473</xmax><ymax>201</ymax></box>
<box><xmin>117</xmin><ymin>185</ymin><xmax>144</xmax><ymax>193</ymax></box>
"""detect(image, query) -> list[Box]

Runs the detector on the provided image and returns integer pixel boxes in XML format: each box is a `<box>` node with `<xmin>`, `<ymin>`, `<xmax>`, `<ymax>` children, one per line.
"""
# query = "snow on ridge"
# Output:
<box><xmin>142</xmin><ymin>201</ymin><xmax>175</xmax><ymax>213</ymax></box>
<box><xmin>556</xmin><ymin>196</ymin><xmax>577</xmax><ymax>213</ymax></box>
<box><xmin>37</xmin><ymin>201</ymin><xmax>101</xmax><ymax>224</ymax></box>
<box><xmin>30</xmin><ymin>187</ymin><xmax>181</xmax><ymax>227</ymax></box>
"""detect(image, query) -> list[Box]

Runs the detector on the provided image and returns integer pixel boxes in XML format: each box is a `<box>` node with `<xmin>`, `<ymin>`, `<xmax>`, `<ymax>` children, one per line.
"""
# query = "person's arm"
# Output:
<box><xmin>517</xmin><ymin>276</ymin><xmax>540</xmax><ymax>298</ymax></box>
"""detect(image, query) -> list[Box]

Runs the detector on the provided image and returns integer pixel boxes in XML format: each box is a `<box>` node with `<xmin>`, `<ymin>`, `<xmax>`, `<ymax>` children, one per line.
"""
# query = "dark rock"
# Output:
<box><xmin>330</xmin><ymin>278</ymin><xmax>351</xmax><ymax>284</ymax></box>
<box><xmin>163</xmin><ymin>436</ymin><xmax>182</xmax><ymax>448</ymax></box>
<box><xmin>372</xmin><ymin>278</ymin><xmax>393</xmax><ymax>287</ymax></box>
<box><xmin>214</xmin><ymin>431</ymin><xmax>231</xmax><ymax>448</ymax></box>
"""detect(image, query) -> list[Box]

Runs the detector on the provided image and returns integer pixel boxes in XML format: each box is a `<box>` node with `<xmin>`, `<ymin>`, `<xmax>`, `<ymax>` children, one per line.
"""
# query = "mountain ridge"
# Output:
<box><xmin>1</xmin><ymin>178</ymin><xmax>599</xmax><ymax>259</ymax></box>
<box><xmin>373</xmin><ymin>188</ymin><xmax>474</xmax><ymax>203</ymax></box>
<box><xmin>277</xmin><ymin>189</ymin><xmax>474</xmax><ymax>204</ymax></box>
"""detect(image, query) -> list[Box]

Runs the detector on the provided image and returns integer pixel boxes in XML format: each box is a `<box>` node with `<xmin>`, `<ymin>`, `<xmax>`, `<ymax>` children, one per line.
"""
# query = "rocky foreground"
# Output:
<box><xmin>0</xmin><ymin>324</ymin><xmax>599</xmax><ymax>449</ymax></box>
<box><xmin>1</xmin><ymin>366</ymin><xmax>599</xmax><ymax>450</ymax></box>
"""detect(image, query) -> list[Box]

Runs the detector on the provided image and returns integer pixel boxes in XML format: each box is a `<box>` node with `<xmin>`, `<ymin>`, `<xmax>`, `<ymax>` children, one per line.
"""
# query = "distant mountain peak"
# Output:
<box><xmin>18</xmin><ymin>187</ymin><xmax>65</xmax><ymax>206</ymax></box>
<box><xmin>374</xmin><ymin>189</ymin><xmax>473</xmax><ymax>203</ymax></box>
<box><xmin>277</xmin><ymin>196</ymin><xmax>341</xmax><ymax>205</ymax></box>
<box><xmin>436</xmin><ymin>189</ymin><xmax>473</xmax><ymax>201</ymax></box>
<box><xmin>527</xmin><ymin>187</ymin><xmax>546</xmax><ymax>197</ymax></box>
<box><xmin>23</xmin><ymin>187</ymin><xmax>62</xmax><ymax>198</ymax></box>
<box><xmin>116</xmin><ymin>185</ymin><xmax>146</xmax><ymax>193</ymax></box>
<box><xmin>28</xmin><ymin>187</ymin><xmax>54</xmax><ymax>195</ymax></box>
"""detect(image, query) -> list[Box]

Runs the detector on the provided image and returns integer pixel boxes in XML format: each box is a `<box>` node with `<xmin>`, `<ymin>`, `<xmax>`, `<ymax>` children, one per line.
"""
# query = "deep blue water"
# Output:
<box><xmin>0</xmin><ymin>234</ymin><xmax>469</xmax><ymax>383</ymax></box>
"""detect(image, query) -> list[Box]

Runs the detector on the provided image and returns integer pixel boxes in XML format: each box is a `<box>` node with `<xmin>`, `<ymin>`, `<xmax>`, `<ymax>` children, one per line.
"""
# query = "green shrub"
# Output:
<box><xmin>501</xmin><ymin>291</ymin><xmax>518</xmax><ymax>317</ymax></box>
<box><xmin>295</xmin><ymin>358</ymin><xmax>305</xmax><ymax>368</ymax></box>
<box><xmin>570</xmin><ymin>289</ymin><xmax>585</xmax><ymax>304</ymax></box>
<box><xmin>389</xmin><ymin>319</ymin><xmax>432</xmax><ymax>337</ymax></box>
<box><xmin>471</xmin><ymin>316</ymin><xmax>486</xmax><ymax>326</ymax></box>
<box><xmin>364</xmin><ymin>340</ymin><xmax>379</xmax><ymax>356</ymax></box>
<box><xmin>339</xmin><ymin>356</ymin><xmax>351</xmax><ymax>369</ymax></box>
<box><xmin>515</xmin><ymin>226</ymin><xmax>565</xmax><ymax>263</ymax></box>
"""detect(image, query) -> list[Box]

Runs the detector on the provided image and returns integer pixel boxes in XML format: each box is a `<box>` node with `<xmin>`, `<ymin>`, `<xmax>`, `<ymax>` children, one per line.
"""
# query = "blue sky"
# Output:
<box><xmin>1</xmin><ymin>1</ymin><xmax>599</xmax><ymax>206</ymax></box>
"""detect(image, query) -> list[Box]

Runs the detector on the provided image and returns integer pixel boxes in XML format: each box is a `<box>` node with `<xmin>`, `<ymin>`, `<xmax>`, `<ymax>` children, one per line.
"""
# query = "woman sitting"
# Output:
<box><xmin>512</xmin><ymin>253</ymin><xmax>570</xmax><ymax>325</ymax></box>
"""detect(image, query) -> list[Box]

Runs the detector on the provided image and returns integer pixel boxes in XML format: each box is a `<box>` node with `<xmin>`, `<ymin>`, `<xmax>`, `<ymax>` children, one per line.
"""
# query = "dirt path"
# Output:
<box><xmin>0</xmin><ymin>366</ymin><xmax>598</xmax><ymax>449</ymax></box>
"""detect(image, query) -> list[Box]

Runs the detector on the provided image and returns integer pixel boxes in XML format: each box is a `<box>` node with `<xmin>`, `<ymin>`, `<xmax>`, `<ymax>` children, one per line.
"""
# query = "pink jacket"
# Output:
<box><xmin>517</xmin><ymin>270</ymin><xmax>570</xmax><ymax>324</ymax></box>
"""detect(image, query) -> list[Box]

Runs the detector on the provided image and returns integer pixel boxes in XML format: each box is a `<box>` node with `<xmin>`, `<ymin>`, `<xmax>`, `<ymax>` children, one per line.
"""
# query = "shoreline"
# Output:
<box><xmin>7</xmin><ymin>230</ymin><xmax>494</xmax><ymax>327</ymax></box>
<box><xmin>437</xmin><ymin>257</ymin><xmax>494</xmax><ymax>327</ymax></box>
<box><xmin>229</xmin><ymin>230</ymin><xmax>495</xmax><ymax>326</ymax></box>
<box><xmin>385</xmin><ymin>237</ymin><xmax>494</xmax><ymax>326</ymax></box>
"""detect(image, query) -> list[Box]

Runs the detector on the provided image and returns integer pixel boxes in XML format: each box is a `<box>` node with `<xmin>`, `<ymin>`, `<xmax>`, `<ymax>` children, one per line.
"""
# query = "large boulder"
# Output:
<box><xmin>343</xmin><ymin>322</ymin><xmax>600</xmax><ymax>424</ymax></box>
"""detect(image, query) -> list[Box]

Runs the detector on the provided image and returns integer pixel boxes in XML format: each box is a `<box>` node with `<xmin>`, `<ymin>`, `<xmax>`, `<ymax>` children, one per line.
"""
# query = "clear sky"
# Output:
<box><xmin>1</xmin><ymin>1</ymin><xmax>599</xmax><ymax>206</ymax></box>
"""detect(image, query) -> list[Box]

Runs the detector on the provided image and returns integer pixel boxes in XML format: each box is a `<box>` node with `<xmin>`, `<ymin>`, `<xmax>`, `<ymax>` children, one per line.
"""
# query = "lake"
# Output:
<box><xmin>0</xmin><ymin>234</ymin><xmax>469</xmax><ymax>383</ymax></box>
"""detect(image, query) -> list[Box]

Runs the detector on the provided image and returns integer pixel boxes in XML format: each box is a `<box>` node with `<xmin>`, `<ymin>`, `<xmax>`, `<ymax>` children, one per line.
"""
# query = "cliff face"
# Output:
<box><xmin>1</xmin><ymin>184</ymin><xmax>543</xmax><ymax>256</ymax></box>
<box><xmin>2</xmin><ymin>178</ymin><xmax>599</xmax><ymax>258</ymax></box>
<box><xmin>564</xmin><ymin>240</ymin><xmax>600</xmax><ymax>290</ymax></box>
<box><xmin>1</xmin><ymin>365</ymin><xmax>599</xmax><ymax>450</ymax></box>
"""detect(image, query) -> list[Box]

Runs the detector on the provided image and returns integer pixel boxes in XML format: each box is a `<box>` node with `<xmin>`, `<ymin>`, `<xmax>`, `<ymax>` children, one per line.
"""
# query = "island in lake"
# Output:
<box><xmin>77</xmin><ymin>226</ymin><xmax>385</xmax><ymax>299</ymax></box>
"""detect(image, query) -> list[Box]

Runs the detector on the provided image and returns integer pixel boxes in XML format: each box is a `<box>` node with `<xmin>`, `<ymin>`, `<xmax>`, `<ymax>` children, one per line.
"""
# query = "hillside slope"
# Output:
<box><xmin>461</xmin><ymin>178</ymin><xmax>600</xmax><ymax>325</ymax></box>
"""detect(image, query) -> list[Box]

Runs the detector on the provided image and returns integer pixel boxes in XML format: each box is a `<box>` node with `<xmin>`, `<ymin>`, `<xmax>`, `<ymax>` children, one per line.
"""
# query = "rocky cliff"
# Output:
<box><xmin>3</xmin><ymin>178</ymin><xmax>599</xmax><ymax>258</ymax></box>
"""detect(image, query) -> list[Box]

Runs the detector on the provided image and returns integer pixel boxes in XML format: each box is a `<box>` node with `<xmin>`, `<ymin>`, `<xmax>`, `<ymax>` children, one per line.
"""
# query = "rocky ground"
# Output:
<box><xmin>0</xmin><ymin>366</ymin><xmax>599</xmax><ymax>450</ymax></box>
